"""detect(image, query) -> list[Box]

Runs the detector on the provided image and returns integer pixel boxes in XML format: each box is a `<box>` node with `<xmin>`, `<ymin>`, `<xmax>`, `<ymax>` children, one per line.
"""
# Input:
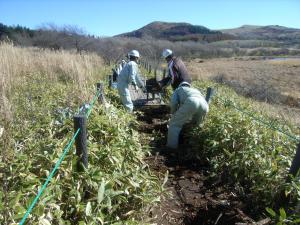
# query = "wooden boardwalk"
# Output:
<box><xmin>109</xmin><ymin>85</ymin><xmax>165</xmax><ymax>106</ymax></box>
<box><xmin>129</xmin><ymin>84</ymin><xmax>165</xmax><ymax>106</ymax></box>
<box><xmin>111</xmin><ymin>76</ymin><xmax>165</xmax><ymax>106</ymax></box>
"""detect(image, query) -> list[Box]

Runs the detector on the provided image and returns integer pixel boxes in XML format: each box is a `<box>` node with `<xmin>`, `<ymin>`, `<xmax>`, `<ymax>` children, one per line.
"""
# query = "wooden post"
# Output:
<box><xmin>163</xmin><ymin>68</ymin><xmax>166</xmax><ymax>79</ymax></box>
<box><xmin>96</xmin><ymin>83</ymin><xmax>105</xmax><ymax>104</ymax></box>
<box><xmin>205</xmin><ymin>87</ymin><xmax>215</xmax><ymax>104</ymax></box>
<box><xmin>289</xmin><ymin>143</ymin><xmax>300</xmax><ymax>177</ymax></box>
<box><xmin>74</xmin><ymin>115</ymin><xmax>88</xmax><ymax>170</ymax></box>
<box><xmin>275</xmin><ymin>142</ymin><xmax>300</xmax><ymax>210</ymax></box>
<box><xmin>108</xmin><ymin>75</ymin><xmax>112</xmax><ymax>89</ymax></box>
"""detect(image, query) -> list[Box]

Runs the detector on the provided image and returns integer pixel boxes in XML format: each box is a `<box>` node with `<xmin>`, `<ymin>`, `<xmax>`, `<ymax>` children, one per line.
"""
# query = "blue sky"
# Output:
<box><xmin>0</xmin><ymin>0</ymin><xmax>299</xmax><ymax>36</ymax></box>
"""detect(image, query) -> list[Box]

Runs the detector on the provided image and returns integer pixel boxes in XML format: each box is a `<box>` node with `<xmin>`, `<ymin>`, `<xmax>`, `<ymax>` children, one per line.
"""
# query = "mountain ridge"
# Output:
<box><xmin>221</xmin><ymin>24</ymin><xmax>300</xmax><ymax>41</ymax></box>
<box><xmin>116</xmin><ymin>21</ymin><xmax>300</xmax><ymax>42</ymax></box>
<box><xmin>116</xmin><ymin>21</ymin><xmax>235</xmax><ymax>42</ymax></box>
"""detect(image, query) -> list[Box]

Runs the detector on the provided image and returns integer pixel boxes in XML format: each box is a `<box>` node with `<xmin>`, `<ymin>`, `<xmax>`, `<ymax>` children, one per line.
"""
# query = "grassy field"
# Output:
<box><xmin>0</xmin><ymin>42</ymin><xmax>104</xmax><ymax>122</ymax></box>
<box><xmin>186</xmin><ymin>57</ymin><xmax>300</xmax><ymax>126</ymax></box>
<box><xmin>0</xmin><ymin>43</ymin><xmax>163</xmax><ymax>224</ymax></box>
<box><xmin>1</xmin><ymin>42</ymin><xmax>299</xmax><ymax>224</ymax></box>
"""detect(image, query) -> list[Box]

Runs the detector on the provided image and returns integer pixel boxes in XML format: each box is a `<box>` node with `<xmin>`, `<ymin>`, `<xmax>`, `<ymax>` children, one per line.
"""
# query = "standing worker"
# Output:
<box><xmin>167</xmin><ymin>81</ymin><xmax>209</xmax><ymax>149</ymax></box>
<box><xmin>117</xmin><ymin>50</ymin><xmax>146</xmax><ymax>112</ymax></box>
<box><xmin>158</xmin><ymin>49</ymin><xmax>192</xmax><ymax>90</ymax></box>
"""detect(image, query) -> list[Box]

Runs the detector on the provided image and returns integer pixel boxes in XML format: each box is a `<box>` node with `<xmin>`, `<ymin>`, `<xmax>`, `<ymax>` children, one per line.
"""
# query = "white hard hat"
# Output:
<box><xmin>128</xmin><ymin>50</ymin><xmax>140</xmax><ymax>58</ymax></box>
<box><xmin>162</xmin><ymin>49</ymin><xmax>173</xmax><ymax>58</ymax></box>
<box><xmin>178</xmin><ymin>82</ymin><xmax>191</xmax><ymax>88</ymax></box>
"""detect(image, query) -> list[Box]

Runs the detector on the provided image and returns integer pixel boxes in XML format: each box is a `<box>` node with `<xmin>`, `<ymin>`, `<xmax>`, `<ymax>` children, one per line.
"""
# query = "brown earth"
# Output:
<box><xmin>135</xmin><ymin>105</ymin><xmax>271</xmax><ymax>225</ymax></box>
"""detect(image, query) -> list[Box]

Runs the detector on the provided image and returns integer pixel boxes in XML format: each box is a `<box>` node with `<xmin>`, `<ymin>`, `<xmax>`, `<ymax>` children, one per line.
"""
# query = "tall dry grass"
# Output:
<box><xmin>0</xmin><ymin>42</ymin><xmax>103</xmax><ymax>118</ymax></box>
<box><xmin>0</xmin><ymin>42</ymin><xmax>104</xmax><ymax>149</ymax></box>
<box><xmin>0</xmin><ymin>43</ymin><xmax>104</xmax><ymax>223</ymax></box>
<box><xmin>186</xmin><ymin>57</ymin><xmax>300</xmax><ymax>127</ymax></box>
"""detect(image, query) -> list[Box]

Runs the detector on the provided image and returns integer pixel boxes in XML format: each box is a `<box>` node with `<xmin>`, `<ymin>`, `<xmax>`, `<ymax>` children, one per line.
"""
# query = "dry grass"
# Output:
<box><xmin>0</xmin><ymin>42</ymin><xmax>105</xmax><ymax>152</ymax></box>
<box><xmin>0</xmin><ymin>42</ymin><xmax>104</xmax><ymax>122</ymax></box>
<box><xmin>186</xmin><ymin>57</ymin><xmax>300</xmax><ymax>126</ymax></box>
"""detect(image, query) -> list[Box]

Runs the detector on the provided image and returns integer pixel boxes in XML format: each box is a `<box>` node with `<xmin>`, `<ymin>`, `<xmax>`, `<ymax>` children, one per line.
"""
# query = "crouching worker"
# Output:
<box><xmin>117</xmin><ymin>50</ymin><xmax>146</xmax><ymax>112</ymax></box>
<box><xmin>167</xmin><ymin>82</ymin><xmax>209</xmax><ymax>149</ymax></box>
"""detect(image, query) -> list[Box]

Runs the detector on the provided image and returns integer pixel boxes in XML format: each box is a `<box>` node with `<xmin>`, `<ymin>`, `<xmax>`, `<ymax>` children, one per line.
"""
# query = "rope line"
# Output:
<box><xmin>86</xmin><ymin>89</ymin><xmax>101</xmax><ymax>118</ymax></box>
<box><xmin>18</xmin><ymin>68</ymin><xmax>298</xmax><ymax>224</ymax></box>
<box><xmin>207</xmin><ymin>88</ymin><xmax>300</xmax><ymax>142</ymax></box>
<box><xmin>196</xmin><ymin>86</ymin><xmax>299</xmax><ymax>142</ymax></box>
<box><xmin>20</xmin><ymin>88</ymin><xmax>102</xmax><ymax>224</ymax></box>
<box><xmin>19</xmin><ymin>128</ymin><xmax>81</xmax><ymax>225</ymax></box>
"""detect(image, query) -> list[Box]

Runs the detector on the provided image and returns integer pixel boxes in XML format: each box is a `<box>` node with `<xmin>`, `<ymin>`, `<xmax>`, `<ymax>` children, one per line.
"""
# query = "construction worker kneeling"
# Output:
<box><xmin>167</xmin><ymin>82</ymin><xmax>209</xmax><ymax>149</ymax></box>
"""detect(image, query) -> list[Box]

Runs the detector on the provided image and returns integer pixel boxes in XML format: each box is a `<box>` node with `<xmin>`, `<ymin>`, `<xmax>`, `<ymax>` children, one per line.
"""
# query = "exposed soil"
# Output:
<box><xmin>135</xmin><ymin>105</ymin><xmax>270</xmax><ymax>225</ymax></box>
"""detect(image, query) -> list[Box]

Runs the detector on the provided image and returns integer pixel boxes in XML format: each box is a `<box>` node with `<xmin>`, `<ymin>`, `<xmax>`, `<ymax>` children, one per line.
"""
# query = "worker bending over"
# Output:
<box><xmin>158</xmin><ymin>49</ymin><xmax>192</xmax><ymax>90</ymax></box>
<box><xmin>167</xmin><ymin>82</ymin><xmax>209</xmax><ymax>149</ymax></box>
<box><xmin>117</xmin><ymin>50</ymin><xmax>146</xmax><ymax>112</ymax></box>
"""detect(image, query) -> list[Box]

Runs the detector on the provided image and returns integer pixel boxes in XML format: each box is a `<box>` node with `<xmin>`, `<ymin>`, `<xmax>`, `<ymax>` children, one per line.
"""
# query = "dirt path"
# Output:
<box><xmin>135</xmin><ymin>105</ymin><xmax>267</xmax><ymax>225</ymax></box>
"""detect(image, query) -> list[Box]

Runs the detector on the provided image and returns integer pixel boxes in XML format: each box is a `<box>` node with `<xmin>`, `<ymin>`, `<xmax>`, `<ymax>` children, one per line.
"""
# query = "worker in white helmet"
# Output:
<box><xmin>167</xmin><ymin>81</ymin><xmax>209</xmax><ymax>149</ymax></box>
<box><xmin>159</xmin><ymin>49</ymin><xmax>192</xmax><ymax>90</ymax></box>
<box><xmin>117</xmin><ymin>50</ymin><xmax>146</xmax><ymax>112</ymax></box>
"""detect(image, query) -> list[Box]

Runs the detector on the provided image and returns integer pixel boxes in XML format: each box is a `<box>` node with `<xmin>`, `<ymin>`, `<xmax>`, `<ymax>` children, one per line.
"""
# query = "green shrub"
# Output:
<box><xmin>189</xmin><ymin>81</ymin><xmax>299</xmax><ymax>220</ymax></box>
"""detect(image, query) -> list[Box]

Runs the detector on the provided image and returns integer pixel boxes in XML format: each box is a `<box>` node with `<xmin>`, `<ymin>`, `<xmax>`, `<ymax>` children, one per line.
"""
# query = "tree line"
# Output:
<box><xmin>1</xmin><ymin>23</ymin><xmax>300</xmax><ymax>65</ymax></box>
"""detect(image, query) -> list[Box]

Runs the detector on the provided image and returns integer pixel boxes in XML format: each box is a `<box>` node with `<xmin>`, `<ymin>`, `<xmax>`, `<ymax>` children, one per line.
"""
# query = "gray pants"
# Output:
<box><xmin>117</xmin><ymin>86</ymin><xmax>133</xmax><ymax>112</ymax></box>
<box><xmin>167</xmin><ymin>96</ymin><xmax>208</xmax><ymax>149</ymax></box>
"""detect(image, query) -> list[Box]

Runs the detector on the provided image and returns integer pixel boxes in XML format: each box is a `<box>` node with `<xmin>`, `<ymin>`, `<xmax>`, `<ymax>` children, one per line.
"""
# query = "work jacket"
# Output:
<box><xmin>160</xmin><ymin>57</ymin><xmax>192</xmax><ymax>90</ymax></box>
<box><xmin>117</xmin><ymin>61</ymin><xmax>144</xmax><ymax>94</ymax></box>
<box><xmin>170</xmin><ymin>83</ymin><xmax>205</xmax><ymax>114</ymax></box>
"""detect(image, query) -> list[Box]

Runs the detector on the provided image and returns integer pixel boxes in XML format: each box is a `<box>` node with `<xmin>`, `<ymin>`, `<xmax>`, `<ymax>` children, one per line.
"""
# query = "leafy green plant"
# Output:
<box><xmin>186</xmin><ymin>81</ymin><xmax>300</xmax><ymax>221</ymax></box>
<box><xmin>266</xmin><ymin>207</ymin><xmax>300</xmax><ymax>225</ymax></box>
<box><xmin>0</xmin><ymin>66</ymin><xmax>162</xmax><ymax>224</ymax></box>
